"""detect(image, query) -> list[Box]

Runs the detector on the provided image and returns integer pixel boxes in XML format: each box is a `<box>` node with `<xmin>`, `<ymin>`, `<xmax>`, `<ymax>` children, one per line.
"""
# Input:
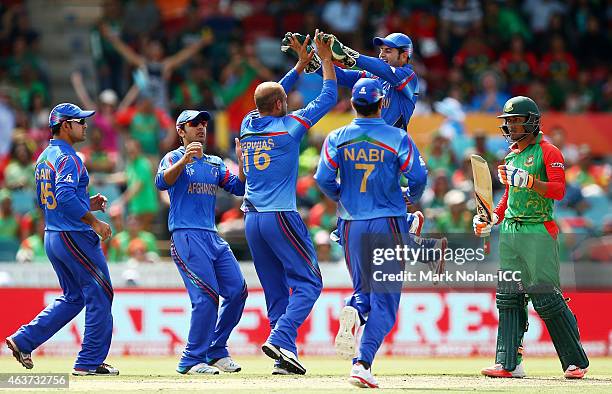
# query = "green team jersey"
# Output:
<box><xmin>501</xmin><ymin>132</ymin><xmax>565</xmax><ymax>223</ymax></box>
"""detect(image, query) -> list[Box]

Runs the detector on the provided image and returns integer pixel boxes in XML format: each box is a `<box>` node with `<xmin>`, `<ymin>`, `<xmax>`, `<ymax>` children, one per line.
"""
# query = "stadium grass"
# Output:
<box><xmin>1</xmin><ymin>356</ymin><xmax>611</xmax><ymax>393</ymax></box>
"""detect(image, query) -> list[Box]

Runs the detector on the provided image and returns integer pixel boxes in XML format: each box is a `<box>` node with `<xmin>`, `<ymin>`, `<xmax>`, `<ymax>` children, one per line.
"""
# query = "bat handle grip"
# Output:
<box><xmin>484</xmin><ymin>236</ymin><xmax>490</xmax><ymax>255</ymax></box>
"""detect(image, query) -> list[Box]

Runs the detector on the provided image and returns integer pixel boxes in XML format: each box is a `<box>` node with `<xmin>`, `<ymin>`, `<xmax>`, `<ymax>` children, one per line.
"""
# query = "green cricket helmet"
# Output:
<box><xmin>497</xmin><ymin>96</ymin><xmax>541</xmax><ymax>143</ymax></box>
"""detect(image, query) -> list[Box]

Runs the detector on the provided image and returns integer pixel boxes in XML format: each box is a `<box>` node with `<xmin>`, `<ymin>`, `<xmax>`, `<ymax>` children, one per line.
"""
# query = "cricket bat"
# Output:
<box><xmin>470</xmin><ymin>154</ymin><xmax>494</xmax><ymax>255</ymax></box>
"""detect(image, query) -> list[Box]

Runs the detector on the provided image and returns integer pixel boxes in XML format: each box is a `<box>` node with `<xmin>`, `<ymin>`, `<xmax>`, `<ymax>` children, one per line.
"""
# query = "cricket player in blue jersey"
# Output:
<box><xmin>314</xmin><ymin>79</ymin><xmax>445</xmax><ymax>388</ymax></box>
<box><xmin>285</xmin><ymin>31</ymin><xmax>425</xmax><ymax>235</ymax></box>
<box><xmin>156</xmin><ymin>110</ymin><xmax>248</xmax><ymax>375</ymax></box>
<box><xmin>6</xmin><ymin>103</ymin><xmax>118</xmax><ymax>376</ymax></box>
<box><xmin>239</xmin><ymin>32</ymin><xmax>336</xmax><ymax>375</ymax></box>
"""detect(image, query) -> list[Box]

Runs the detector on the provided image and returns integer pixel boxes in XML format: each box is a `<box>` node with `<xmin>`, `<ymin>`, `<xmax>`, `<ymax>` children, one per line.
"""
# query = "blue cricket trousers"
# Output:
<box><xmin>338</xmin><ymin>216</ymin><xmax>410</xmax><ymax>366</ymax></box>
<box><xmin>170</xmin><ymin>229</ymin><xmax>247</xmax><ymax>369</ymax></box>
<box><xmin>11</xmin><ymin>230</ymin><xmax>113</xmax><ymax>370</ymax></box>
<box><xmin>245</xmin><ymin>211</ymin><xmax>323</xmax><ymax>355</ymax></box>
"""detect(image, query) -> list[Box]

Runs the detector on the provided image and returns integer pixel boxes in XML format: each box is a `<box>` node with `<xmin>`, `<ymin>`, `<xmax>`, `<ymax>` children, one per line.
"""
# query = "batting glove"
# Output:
<box><xmin>473</xmin><ymin>213</ymin><xmax>498</xmax><ymax>237</ymax></box>
<box><xmin>281</xmin><ymin>32</ymin><xmax>322</xmax><ymax>74</ymax></box>
<box><xmin>321</xmin><ymin>33</ymin><xmax>359</xmax><ymax>68</ymax></box>
<box><xmin>498</xmin><ymin>165</ymin><xmax>534</xmax><ymax>189</ymax></box>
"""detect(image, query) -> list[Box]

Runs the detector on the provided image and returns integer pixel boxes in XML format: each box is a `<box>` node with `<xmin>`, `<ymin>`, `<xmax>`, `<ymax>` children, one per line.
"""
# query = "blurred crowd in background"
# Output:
<box><xmin>0</xmin><ymin>0</ymin><xmax>610</xmax><ymax>264</ymax></box>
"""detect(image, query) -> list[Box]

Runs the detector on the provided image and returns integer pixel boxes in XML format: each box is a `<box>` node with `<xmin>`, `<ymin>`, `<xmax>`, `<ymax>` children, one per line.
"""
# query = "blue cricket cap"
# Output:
<box><xmin>351</xmin><ymin>78</ymin><xmax>383</xmax><ymax>105</ymax></box>
<box><xmin>373</xmin><ymin>33</ymin><xmax>413</xmax><ymax>58</ymax></box>
<box><xmin>48</xmin><ymin>103</ymin><xmax>95</xmax><ymax>128</ymax></box>
<box><xmin>176</xmin><ymin>110</ymin><xmax>211</xmax><ymax>127</ymax></box>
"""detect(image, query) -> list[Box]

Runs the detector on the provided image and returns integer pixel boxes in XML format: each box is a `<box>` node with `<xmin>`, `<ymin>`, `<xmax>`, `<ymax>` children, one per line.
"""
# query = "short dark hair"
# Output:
<box><xmin>352</xmin><ymin>100</ymin><xmax>382</xmax><ymax>117</ymax></box>
<box><xmin>255</xmin><ymin>90</ymin><xmax>285</xmax><ymax>113</ymax></box>
<box><xmin>50</xmin><ymin>123</ymin><xmax>62</xmax><ymax>135</ymax></box>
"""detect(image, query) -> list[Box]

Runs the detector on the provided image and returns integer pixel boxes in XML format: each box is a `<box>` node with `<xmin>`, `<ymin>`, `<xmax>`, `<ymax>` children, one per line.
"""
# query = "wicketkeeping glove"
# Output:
<box><xmin>473</xmin><ymin>213</ymin><xmax>498</xmax><ymax>237</ymax></box>
<box><xmin>321</xmin><ymin>33</ymin><xmax>359</xmax><ymax>68</ymax></box>
<box><xmin>498</xmin><ymin>165</ymin><xmax>534</xmax><ymax>189</ymax></box>
<box><xmin>281</xmin><ymin>32</ymin><xmax>321</xmax><ymax>74</ymax></box>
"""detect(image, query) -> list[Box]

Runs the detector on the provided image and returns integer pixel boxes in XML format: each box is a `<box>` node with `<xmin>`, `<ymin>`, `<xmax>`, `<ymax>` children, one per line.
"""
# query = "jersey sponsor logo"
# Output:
<box><xmin>187</xmin><ymin>182</ymin><xmax>217</xmax><ymax>196</ymax></box>
<box><xmin>524</xmin><ymin>155</ymin><xmax>534</xmax><ymax>167</ymax></box>
<box><xmin>550</xmin><ymin>162</ymin><xmax>565</xmax><ymax>169</ymax></box>
<box><xmin>64</xmin><ymin>174</ymin><xmax>74</xmax><ymax>183</ymax></box>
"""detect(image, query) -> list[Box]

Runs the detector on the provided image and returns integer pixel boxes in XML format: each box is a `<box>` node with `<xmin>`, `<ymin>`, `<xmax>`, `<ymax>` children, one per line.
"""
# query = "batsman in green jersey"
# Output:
<box><xmin>473</xmin><ymin>96</ymin><xmax>589</xmax><ymax>379</ymax></box>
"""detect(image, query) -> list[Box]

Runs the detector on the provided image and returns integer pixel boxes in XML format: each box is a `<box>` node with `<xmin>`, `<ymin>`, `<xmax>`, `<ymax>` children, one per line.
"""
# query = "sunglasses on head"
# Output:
<box><xmin>182</xmin><ymin>119</ymin><xmax>206</xmax><ymax>127</ymax></box>
<box><xmin>65</xmin><ymin>118</ymin><xmax>86</xmax><ymax>125</ymax></box>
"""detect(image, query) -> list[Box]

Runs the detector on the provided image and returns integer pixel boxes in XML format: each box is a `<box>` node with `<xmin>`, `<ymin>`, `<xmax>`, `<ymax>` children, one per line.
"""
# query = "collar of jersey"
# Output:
<box><xmin>49</xmin><ymin>139</ymin><xmax>76</xmax><ymax>153</ymax></box>
<box><xmin>510</xmin><ymin>131</ymin><xmax>543</xmax><ymax>154</ymax></box>
<box><xmin>352</xmin><ymin>117</ymin><xmax>386</xmax><ymax>125</ymax></box>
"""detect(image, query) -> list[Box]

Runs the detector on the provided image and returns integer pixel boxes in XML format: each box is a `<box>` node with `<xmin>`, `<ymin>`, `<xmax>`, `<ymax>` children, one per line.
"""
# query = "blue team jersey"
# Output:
<box><xmin>155</xmin><ymin>148</ymin><xmax>245</xmax><ymax>232</ymax></box>
<box><xmin>314</xmin><ymin>117</ymin><xmax>427</xmax><ymax>220</ymax></box>
<box><xmin>319</xmin><ymin>55</ymin><xmax>419</xmax><ymax>130</ymax></box>
<box><xmin>239</xmin><ymin>68</ymin><xmax>337</xmax><ymax>212</ymax></box>
<box><xmin>34</xmin><ymin>139</ymin><xmax>91</xmax><ymax>232</ymax></box>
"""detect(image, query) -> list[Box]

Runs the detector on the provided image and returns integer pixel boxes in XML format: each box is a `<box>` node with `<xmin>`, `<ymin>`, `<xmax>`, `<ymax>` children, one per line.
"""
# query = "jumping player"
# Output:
<box><xmin>156</xmin><ymin>110</ymin><xmax>248</xmax><ymax>375</ymax></box>
<box><xmin>6</xmin><ymin>103</ymin><xmax>118</xmax><ymax>376</ymax></box>
<box><xmin>474</xmin><ymin>96</ymin><xmax>589</xmax><ymax>379</ymax></box>
<box><xmin>286</xmin><ymin>32</ymin><xmax>425</xmax><ymax>235</ymax></box>
<box><xmin>314</xmin><ymin>79</ymin><xmax>443</xmax><ymax>388</ymax></box>
<box><xmin>239</xmin><ymin>32</ymin><xmax>336</xmax><ymax>375</ymax></box>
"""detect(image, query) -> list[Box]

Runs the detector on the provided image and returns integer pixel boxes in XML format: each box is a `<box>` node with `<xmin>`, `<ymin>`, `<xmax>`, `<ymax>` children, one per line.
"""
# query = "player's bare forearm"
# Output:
<box><xmin>80</xmin><ymin>211</ymin><xmax>98</xmax><ymax>226</ymax></box>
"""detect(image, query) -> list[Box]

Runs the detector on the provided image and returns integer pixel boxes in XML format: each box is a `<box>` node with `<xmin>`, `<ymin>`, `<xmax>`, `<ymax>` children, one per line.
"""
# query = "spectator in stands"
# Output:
<box><xmin>171</xmin><ymin>60</ymin><xmax>220</xmax><ymax>113</ymax></box>
<box><xmin>434</xmin><ymin>190</ymin><xmax>472</xmax><ymax>234</ymax></box>
<box><xmin>71</xmin><ymin>71</ymin><xmax>127</xmax><ymax>153</ymax></box>
<box><xmin>566</xmin><ymin>145</ymin><xmax>612</xmax><ymax>193</ymax></box>
<box><xmin>439</xmin><ymin>0</ymin><xmax>483</xmax><ymax>56</ymax></box>
<box><xmin>498</xmin><ymin>35</ymin><xmax>539</xmax><ymax>96</ymax></box>
<box><xmin>421</xmin><ymin>170</ymin><xmax>452</xmax><ymax>214</ymax></box>
<box><xmin>469</xmin><ymin>71</ymin><xmax>510</xmax><ymax>113</ymax></box>
<box><xmin>453</xmin><ymin>35</ymin><xmax>494</xmax><ymax>83</ymax></box>
<box><xmin>113</xmin><ymin>139</ymin><xmax>159</xmax><ymax>231</ymax></box>
<box><xmin>3</xmin><ymin>140</ymin><xmax>34</xmax><ymax>191</ymax></box>
<box><xmin>90</xmin><ymin>0</ymin><xmax>125</xmax><ymax>94</ymax></box>
<box><xmin>80</xmin><ymin>127</ymin><xmax>117</xmax><ymax>174</ymax></box>
<box><xmin>121</xmin><ymin>0</ymin><xmax>160</xmax><ymax>39</ymax></box>
<box><xmin>16</xmin><ymin>213</ymin><xmax>47</xmax><ymax>263</ymax></box>
<box><xmin>578</xmin><ymin>15</ymin><xmax>611</xmax><ymax>70</ymax></box>
<box><xmin>0</xmin><ymin>88</ymin><xmax>16</xmax><ymax>159</ymax></box>
<box><xmin>100</xmin><ymin>23</ymin><xmax>212</xmax><ymax>111</ymax></box>
<box><xmin>0</xmin><ymin>189</ymin><xmax>18</xmax><ymax>243</ymax></box>
<box><xmin>322</xmin><ymin>0</ymin><xmax>362</xmax><ymax>42</ymax></box>
<box><xmin>433</xmin><ymin>96</ymin><xmax>466</xmax><ymax>138</ymax></box>
<box><xmin>108</xmin><ymin>215</ymin><xmax>159</xmax><ymax>263</ymax></box>
<box><xmin>13</xmin><ymin>65</ymin><xmax>47</xmax><ymax>112</ymax></box>
<box><xmin>426</xmin><ymin>133</ymin><xmax>457</xmax><ymax>177</ymax></box>
<box><xmin>541</xmin><ymin>35</ymin><xmax>577</xmax><ymax>109</ymax></box>
<box><xmin>523</xmin><ymin>0</ymin><xmax>566</xmax><ymax>35</ymax></box>
<box><xmin>115</xmin><ymin>92</ymin><xmax>176</xmax><ymax>157</ymax></box>
<box><xmin>483</xmin><ymin>0</ymin><xmax>531</xmax><ymax>45</ymax></box>
<box><xmin>308</xmin><ymin>194</ymin><xmax>337</xmax><ymax>234</ymax></box>
<box><xmin>548</xmin><ymin>125</ymin><xmax>579</xmax><ymax>166</ymax></box>
<box><xmin>565</xmin><ymin>71</ymin><xmax>598</xmax><ymax>113</ymax></box>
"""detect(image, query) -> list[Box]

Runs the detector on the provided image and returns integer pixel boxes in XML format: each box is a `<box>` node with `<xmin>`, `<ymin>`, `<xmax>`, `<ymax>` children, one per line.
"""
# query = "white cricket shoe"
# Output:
<box><xmin>177</xmin><ymin>363</ymin><xmax>220</xmax><ymax>375</ymax></box>
<box><xmin>348</xmin><ymin>363</ymin><xmax>379</xmax><ymax>388</ymax></box>
<box><xmin>335</xmin><ymin>306</ymin><xmax>360</xmax><ymax>359</ymax></box>
<box><xmin>209</xmin><ymin>357</ymin><xmax>241</xmax><ymax>373</ymax></box>
<box><xmin>272</xmin><ymin>360</ymin><xmax>298</xmax><ymax>375</ymax></box>
<box><xmin>262</xmin><ymin>342</ymin><xmax>306</xmax><ymax>375</ymax></box>
<box><xmin>481</xmin><ymin>362</ymin><xmax>526</xmax><ymax>378</ymax></box>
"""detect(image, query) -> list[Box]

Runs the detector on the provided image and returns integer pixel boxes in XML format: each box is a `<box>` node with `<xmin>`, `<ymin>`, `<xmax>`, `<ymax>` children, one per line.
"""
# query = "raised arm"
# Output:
<box><xmin>289</xmin><ymin>32</ymin><xmax>338</xmax><ymax>131</ymax></box>
<box><xmin>163</xmin><ymin>33</ymin><xmax>212</xmax><ymax>74</ymax></box>
<box><xmin>70</xmin><ymin>71</ymin><xmax>96</xmax><ymax>111</ymax></box>
<box><xmin>356</xmin><ymin>54</ymin><xmax>414</xmax><ymax>87</ymax></box>
<box><xmin>100</xmin><ymin>24</ymin><xmax>145</xmax><ymax>67</ymax></box>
